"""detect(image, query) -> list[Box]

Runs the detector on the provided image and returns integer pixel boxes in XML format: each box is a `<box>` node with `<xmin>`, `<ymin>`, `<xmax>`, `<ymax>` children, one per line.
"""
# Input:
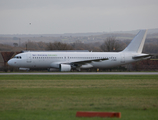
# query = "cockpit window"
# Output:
<box><xmin>14</xmin><ymin>56</ymin><xmax>22</xmax><ymax>59</ymax></box>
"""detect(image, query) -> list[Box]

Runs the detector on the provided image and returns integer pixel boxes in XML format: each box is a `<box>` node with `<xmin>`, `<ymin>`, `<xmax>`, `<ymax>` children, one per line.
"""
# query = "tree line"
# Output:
<box><xmin>21</xmin><ymin>37</ymin><xmax>125</xmax><ymax>52</ymax></box>
<box><xmin>1</xmin><ymin>37</ymin><xmax>158</xmax><ymax>55</ymax></box>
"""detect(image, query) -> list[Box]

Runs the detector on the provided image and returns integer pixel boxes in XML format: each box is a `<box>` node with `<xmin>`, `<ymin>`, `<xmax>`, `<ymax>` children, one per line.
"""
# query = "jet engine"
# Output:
<box><xmin>60</xmin><ymin>64</ymin><xmax>71</xmax><ymax>72</ymax></box>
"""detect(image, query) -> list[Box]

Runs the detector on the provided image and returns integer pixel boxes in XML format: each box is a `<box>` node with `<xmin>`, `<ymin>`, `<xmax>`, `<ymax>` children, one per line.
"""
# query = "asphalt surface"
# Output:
<box><xmin>0</xmin><ymin>72</ymin><xmax>158</xmax><ymax>75</ymax></box>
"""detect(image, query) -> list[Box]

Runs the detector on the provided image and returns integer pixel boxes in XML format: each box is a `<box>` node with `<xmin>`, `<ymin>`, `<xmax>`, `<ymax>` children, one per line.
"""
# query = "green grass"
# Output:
<box><xmin>0</xmin><ymin>75</ymin><xmax>158</xmax><ymax>120</ymax></box>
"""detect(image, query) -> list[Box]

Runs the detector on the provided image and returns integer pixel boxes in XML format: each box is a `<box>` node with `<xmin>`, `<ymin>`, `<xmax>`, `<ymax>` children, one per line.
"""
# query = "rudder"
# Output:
<box><xmin>122</xmin><ymin>30</ymin><xmax>148</xmax><ymax>53</ymax></box>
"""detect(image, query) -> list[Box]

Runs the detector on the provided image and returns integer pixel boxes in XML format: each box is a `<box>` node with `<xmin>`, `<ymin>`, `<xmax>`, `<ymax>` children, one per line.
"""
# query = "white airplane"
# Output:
<box><xmin>8</xmin><ymin>30</ymin><xmax>151</xmax><ymax>71</ymax></box>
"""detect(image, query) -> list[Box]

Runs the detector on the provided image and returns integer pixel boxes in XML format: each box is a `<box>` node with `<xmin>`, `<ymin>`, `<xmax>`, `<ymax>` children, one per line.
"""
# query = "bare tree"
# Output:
<box><xmin>71</xmin><ymin>40</ymin><xmax>87</xmax><ymax>50</ymax></box>
<box><xmin>46</xmin><ymin>42</ymin><xmax>73</xmax><ymax>50</ymax></box>
<box><xmin>100</xmin><ymin>37</ymin><xmax>122</xmax><ymax>52</ymax></box>
<box><xmin>13</xmin><ymin>43</ymin><xmax>18</xmax><ymax>47</ymax></box>
<box><xmin>22</xmin><ymin>41</ymin><xmax>39</xmax><ymax>50</ymax></box>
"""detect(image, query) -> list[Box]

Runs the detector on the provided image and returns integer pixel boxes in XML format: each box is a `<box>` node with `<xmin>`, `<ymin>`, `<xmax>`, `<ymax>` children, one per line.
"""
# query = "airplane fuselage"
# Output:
<box><xmin>8</xmin><ymin>51</ymin><xmax>145</xmax><ymax>69</ymax></box>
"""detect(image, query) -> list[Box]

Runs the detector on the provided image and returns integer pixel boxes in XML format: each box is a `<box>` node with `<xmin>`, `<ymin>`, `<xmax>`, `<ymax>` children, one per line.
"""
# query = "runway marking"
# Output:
<box><xmin>0</xmin><ymin>72</ymin><xmax>158</xmax><ymax>75</ymax></box>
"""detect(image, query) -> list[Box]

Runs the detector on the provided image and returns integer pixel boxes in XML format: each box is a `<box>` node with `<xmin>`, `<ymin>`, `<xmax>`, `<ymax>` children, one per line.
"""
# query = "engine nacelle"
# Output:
<box><xmin>60</xmin><ymin>64</ymin><xmax>71</xmax><ymax>72</ymax></box>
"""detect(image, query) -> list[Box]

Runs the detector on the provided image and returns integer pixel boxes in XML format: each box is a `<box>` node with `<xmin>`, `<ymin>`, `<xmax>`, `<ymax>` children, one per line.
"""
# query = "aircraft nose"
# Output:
<box><xmin>7</xmin><ymin>59</ymin><xmax>13</xmax><ymax>66</ymax></box>
<box><xmin>8</xmin><ymin>59</ymin><xmax>16</xmax><ymax>67</ymax></box>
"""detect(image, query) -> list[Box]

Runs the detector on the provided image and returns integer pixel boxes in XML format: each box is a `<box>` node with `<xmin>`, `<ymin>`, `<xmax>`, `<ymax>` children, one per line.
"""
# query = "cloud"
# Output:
<box><xmin>0</xmin><ymin>0</ymin><xmax>158</xmax><ymax>34</ymax></box>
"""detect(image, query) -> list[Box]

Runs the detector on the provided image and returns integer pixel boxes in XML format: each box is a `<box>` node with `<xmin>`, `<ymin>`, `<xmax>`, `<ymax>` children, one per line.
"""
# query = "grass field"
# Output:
<box><xmin>0</xmin><ymin>75</ymin><xmax>158</xmax><ymax>120</ymax></box>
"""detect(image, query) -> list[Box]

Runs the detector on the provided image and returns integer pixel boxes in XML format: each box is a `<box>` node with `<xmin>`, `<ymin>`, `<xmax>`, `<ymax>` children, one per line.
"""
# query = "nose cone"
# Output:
<box><xmin>7</xmin><ymin>59</ymin><xmax>13</xmax><ymax>66</ymax></box>
<box><xmin>8</xmin><ymin>59</ymin><xmax>16</xmax><ymax>67</ymax></box>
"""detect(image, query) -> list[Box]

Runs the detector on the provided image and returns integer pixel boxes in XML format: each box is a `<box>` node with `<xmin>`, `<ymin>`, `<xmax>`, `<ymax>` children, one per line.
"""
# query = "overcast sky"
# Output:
<box><xmin>0</xmin><ymin>0</ymin><xmax>158</xmax><ymax>34</ymax></box>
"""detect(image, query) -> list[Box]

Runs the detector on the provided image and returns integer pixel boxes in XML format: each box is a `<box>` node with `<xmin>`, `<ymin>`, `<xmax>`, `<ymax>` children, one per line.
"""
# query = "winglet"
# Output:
<box><xmin>122</xmin><ymin>30</ymin><xmax>148</xmax><ymax>53</ymax></box>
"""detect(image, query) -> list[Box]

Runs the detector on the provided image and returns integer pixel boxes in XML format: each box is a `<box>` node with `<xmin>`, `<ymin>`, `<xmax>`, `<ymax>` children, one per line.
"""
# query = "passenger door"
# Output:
<box><xmin>27</xmin><ymin>53</ymin><xmax>32</xmax><ymax>63</ymax></box>
<box><xmin>120</xmin><ymin>53</ymin><xmax>125</xmax><ymax>63</ymax></box>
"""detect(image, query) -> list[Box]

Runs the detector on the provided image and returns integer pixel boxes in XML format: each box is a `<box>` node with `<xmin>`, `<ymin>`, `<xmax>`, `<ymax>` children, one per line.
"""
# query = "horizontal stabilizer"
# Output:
<box><xmin>132</xmin><ymin>54</ymin><xmax>152</xmax><ymax>59</ymax></box>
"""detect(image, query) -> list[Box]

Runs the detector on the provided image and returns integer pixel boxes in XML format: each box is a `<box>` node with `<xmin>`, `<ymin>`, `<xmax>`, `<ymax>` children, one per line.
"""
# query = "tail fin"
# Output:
<box><xmin>122</xmin><ymin>30</ymin><xmax>148</xmax><ymax>53</ymax></box>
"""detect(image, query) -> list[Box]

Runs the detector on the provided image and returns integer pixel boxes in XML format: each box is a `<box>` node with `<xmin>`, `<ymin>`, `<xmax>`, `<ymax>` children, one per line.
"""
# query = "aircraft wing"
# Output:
<box><xmin>51</xmin><ymin>58</ymin><xmax>109</xmax><ymax>68</ymax></box>
<box><xmin>66</xmin><ymin>58</ymin><xmax>109</xmax><ymax>68</ymax></box>
<box><xmin>71</xmin><ymin>58</ymin><xmax>108</xmax><ymax>65</ymax></box>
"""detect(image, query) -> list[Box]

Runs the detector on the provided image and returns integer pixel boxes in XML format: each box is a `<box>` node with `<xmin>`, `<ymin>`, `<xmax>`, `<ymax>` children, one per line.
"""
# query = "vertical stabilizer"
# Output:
<box><xmin>122</xmin><ymin>30</ymin><xmax>148</xmax><ymax>53</ymax></box>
